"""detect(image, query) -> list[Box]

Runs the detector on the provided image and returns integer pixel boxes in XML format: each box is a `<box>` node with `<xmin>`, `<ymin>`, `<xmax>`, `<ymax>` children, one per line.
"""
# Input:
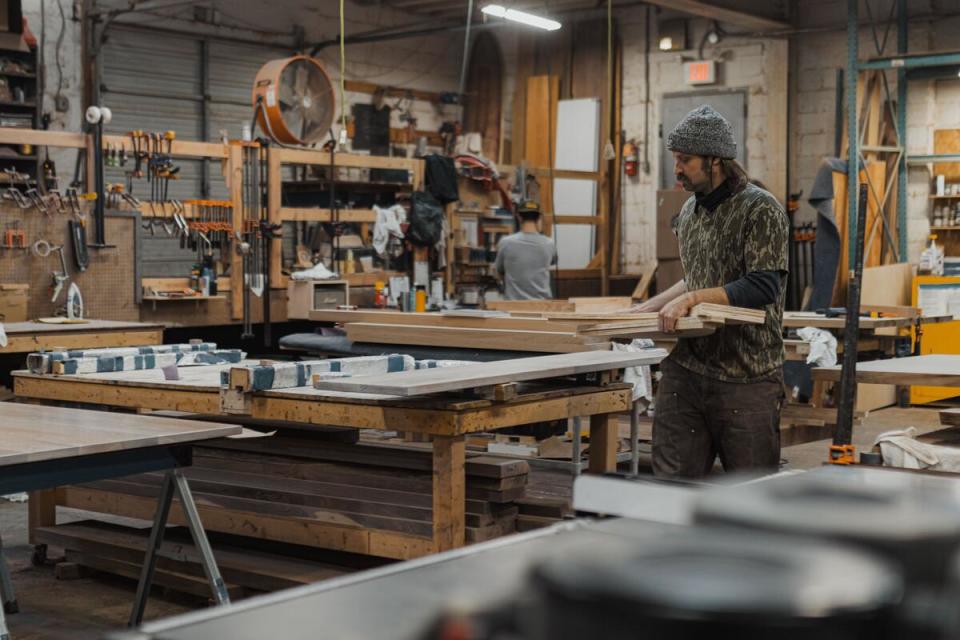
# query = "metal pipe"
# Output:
<box><xmin>311</xmin><ymin>21</ymin><xmax>502</xmax><ymax>54</ymax></box>
<box><xmin>846</xmin><ymin>0</ymin><xmax>858</xmax><ymax>268</ymax></box>
<box><xmin>834</xmin><ymin>183</ymin><xmax>869</xmax><ymax>447</ymax></box>
<box><xmin>457</xmin><ymin>0</ymin><xmax>474</xmax><ymax>99</ymax></box>
<box><xmin>896</xmin><ymin>0</ymin><xmax>908</xmax><ymax>261</ymax></box>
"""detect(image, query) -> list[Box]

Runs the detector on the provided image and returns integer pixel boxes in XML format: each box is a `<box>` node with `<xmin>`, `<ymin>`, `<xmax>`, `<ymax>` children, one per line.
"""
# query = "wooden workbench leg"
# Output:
<box><xmin>432</xmin><ymin>435</ymin><xmax>466</xmax><ymax>553</ymax></box>
<box><xmin>27</xmin><ymin>489</ymin><xmax>57</xmax><ymax>545</ymax></box>
<box><xmin>588</xmin><ymin>414</ymin><xmax>618</xmax><ymax>474</ymax></box>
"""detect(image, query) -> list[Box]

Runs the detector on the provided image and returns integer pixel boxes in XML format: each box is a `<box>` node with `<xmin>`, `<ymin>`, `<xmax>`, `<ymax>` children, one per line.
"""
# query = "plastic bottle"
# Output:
<box><xmin>374</xmin><ymin>281</ymin><xmax>385</xmax><ymax>308</ymax></box>
<box><xmin>415</xmin><ymin>285</ymin><xmax>427</xmax><ymax>312</ymax></box>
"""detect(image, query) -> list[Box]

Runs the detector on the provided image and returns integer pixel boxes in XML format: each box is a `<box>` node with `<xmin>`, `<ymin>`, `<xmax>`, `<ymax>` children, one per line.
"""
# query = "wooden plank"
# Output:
<box><xmin>941</xmin><ymin>408</ymin><xmax>960</xmax><ymax>427</ymax></box>
<box><xmin>278</xmin><ymin>208</ymin><xmax>378</xmax><ymax>223</ymax></box>
<box><xmin>587</xmin><ymin>414</ymin><xmax>617</xmax><ymax>474</ymax></box>
<box><xmin>60</xmin><ymin>485</ymin><xmax>433</xmax><ymax>560</ymax></box>
<box><xmin>35</xmin><ymin>521</ymin><xmax>349</xmax><ymax>592</ymax></box>
<box><xmin>691</xmin><ymin>303</ymin><xmax>766</xmax><ymax>324</ymax></box>
<box><xmin>345</xmin><ymin>323</ymin><xmax>606</xmax><ymax>354</ymax></box>
<box><xmin>65</xmin><ymin>550</ymin><xmax>245</xmax><ymax>599</ymax></box>
<box><xmin>309</xmin><ymin>309</ymin><xmax>584</xmax><ymax>332</ymax></box>
<box><xmin>782</xmin><ymin>312</ymin><xmax>910</xmax><ymax>329</ymax></box>
<box><xmin>486</xmin><ymin>299</ymin><xmax>575</xmax><ymax>313</ymax></box>
<box><xmin>275</xmin><ymin>147</ymin><xmax>421</xmax><ymax>172</ymax></box>
<box><xmin>28</xmin><ymin>488</ymin><xmax>58</xmax><ymax>545</ymax></box>
<box><xmin>811</xmin><ymin>355</ymin><xmax>960</xmax><ymax>386</ymax></box>
<box><xmin>0</xmin><ymin>127</ymin><xmax>86</xmax><ymax>148</ymax></box>
<box><xmin>312</xmin><ymin>351</ymin><xmax>666</xmax><ymax>397</ymax></box>
<box><xmin>268</xmin><ymin>148</ymin><xmax>283</xmax><ymax>289</ymax></box>
<box><xmin>14</xmin><ymin>375</ymin><xmax>221</xmax><ymax>413</ymax></box>
<box><xmin>0</xmin><ymin>328</ymin><xmax>164</xmax><ymax>354</ymax></box>
<box><xmin>631</xmin><ymin>265</ymin><xmax>657</xmax><ymax>301</ymax></box>
<box><xmin>228</xmin><ymin>143</ymin><xmax>244</xmax><ymax>320</ymax></box>
<box><xmin>102</xmin><ymin>135</ymin><xmax>228</xmax><ymax>159</ymax></box>
<box><xmin>259</xmin><ymin>385</ymin><xmax>632</xmax><ymax>436</ymax></box>
<box><xmin>432</xmin><ymin>436</ymin><xmax>465</xmax><ymax>552</ymax></box>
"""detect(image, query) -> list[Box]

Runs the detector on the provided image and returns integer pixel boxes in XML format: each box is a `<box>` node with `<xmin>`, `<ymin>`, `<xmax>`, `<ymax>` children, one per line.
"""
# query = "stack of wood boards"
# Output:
<box><xmin>56</xmin><ymin>432</ymin><xmax>530</xmax><ymax>575</ymax></box>
<box><xmin>310</xmin><ymin>302</ymin><xmax>766</xmax><ymax>353</ymax></box>
<box><xmin>34</xmin><ymin>521</ymin><xmax>370</xmax><ymax>600</ymax></box>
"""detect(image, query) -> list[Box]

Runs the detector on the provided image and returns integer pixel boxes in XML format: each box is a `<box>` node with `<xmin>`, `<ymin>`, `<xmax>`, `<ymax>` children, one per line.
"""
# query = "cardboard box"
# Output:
<box><xmin>656</xmin><ymin>259</ymin><xmax>684</xmax><ymax>294</ymax></box>
<box><xmin>656</xmin><ymin>189</ymin><xmax>689</xmax><ymax>260</ymax></box>
<box><xmin>0</xmin><ymin>283</ymin><xmax>28</xmax><ymax>322</ymax></box>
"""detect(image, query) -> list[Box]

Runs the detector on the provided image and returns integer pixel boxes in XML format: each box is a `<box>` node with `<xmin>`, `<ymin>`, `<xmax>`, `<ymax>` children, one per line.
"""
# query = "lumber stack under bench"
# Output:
<box><xmin>52</xmin><ymin>430</ymin><xmax>532</xmax><ymax>594</ymax></box>
<box><xmin>310</xmin><ymin>302</ymin><xmax>767</xmax><ymax>353</ymax></box>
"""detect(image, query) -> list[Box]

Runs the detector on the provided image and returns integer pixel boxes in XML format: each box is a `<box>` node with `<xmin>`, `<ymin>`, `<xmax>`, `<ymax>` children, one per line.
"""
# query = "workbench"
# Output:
<box><xmin>108</xmin><ymin>465</ymin><xmax>935</xmax><ymax>640</ymax></box>
<box><xmin>112</xmin><ymin>518</ymin><xmax>673</xmax><ymax>640</ymax></box>
<box><xmin>0</xmin><ymin>403</ymin><xmax>239</xmax><ymax>638</ymax></box>
<box><xmin>12</xmin><ymin>359</ymin><xmax>639</xmax><ymax>558</ymax></box>
<box><xmin>0</xmin><ymin>320</ymin><xmax>164</xmax><ymax>355</ymax></box>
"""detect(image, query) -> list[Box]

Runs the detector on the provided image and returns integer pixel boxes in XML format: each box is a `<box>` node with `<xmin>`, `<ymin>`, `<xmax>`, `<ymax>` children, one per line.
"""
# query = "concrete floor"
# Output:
<box><xmin>0</xmin><ymin>506</ymin><xmax>194</xmax><ymax>640</ymax></box>
<box><xmin>0</xmin><ymin>405</ymin><xmax>949</xmax><ymax>639</ymax></box>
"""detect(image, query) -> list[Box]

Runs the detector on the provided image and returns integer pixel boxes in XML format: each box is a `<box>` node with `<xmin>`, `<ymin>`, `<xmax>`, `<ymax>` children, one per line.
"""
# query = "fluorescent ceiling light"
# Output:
<box><xmin>481</xmin><ymin>4</ymin><xmax>561</xmax><ymax>31</ymax></box>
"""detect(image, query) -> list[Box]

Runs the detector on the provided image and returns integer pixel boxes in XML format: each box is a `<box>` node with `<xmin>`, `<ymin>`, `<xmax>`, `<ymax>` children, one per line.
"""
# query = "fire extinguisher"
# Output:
<box><xmin>623</xmin><ymin>141</ymin><xmax>639</xmax><ymax>177</ymax></box>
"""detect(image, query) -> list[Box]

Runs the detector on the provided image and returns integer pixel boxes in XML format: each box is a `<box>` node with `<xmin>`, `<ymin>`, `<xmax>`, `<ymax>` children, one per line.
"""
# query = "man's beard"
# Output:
<box><xmin>677</xmin><ymin>174</ymin><xmax>695</xmax><ymax>191</ymax></box>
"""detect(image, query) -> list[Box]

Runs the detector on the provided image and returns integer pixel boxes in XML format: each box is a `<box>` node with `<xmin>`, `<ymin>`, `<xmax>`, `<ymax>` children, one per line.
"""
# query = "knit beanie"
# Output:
<box><xmin>666</xmin><ymin>105</ymin><xmax>737</xmax><ymax>159</ymax></box>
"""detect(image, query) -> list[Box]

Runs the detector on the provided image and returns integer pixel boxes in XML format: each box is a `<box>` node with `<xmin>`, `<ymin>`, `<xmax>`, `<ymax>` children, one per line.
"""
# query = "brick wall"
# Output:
<box><xmin>617</xmin><ymin>6</ymin><xmax>787</xmax><ymax>272</ymax></box>
<box><xmin>791</xmin><ymin>0</ymin><xmax>960</xmax><ymax>262</ymax></box>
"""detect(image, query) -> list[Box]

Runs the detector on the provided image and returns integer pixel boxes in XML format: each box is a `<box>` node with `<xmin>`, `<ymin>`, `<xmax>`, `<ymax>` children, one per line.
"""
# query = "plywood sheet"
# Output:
<box><xmin>934</xmin><ymin>129</ymin><xmax>960</xmax><ymax>182</ymax></box>
<box><xmin>312</xmin><ymin>350</ymin><xmax>668</xmax><ymax>397</ymax></box>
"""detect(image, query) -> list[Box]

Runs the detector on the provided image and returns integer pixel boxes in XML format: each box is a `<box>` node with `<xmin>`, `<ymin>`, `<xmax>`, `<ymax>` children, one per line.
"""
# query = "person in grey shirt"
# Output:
<box><xmin>494</xmin><ymin>202</ymin><xmax>557</xmax><ymax>300</ymax></box>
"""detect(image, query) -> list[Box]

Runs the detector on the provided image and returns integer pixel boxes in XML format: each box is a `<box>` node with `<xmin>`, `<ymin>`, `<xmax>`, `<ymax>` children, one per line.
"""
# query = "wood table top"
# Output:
<box><xmin>782</xmin><ymin>312</ymin><xmax>953</xmax><ymax>330</ymax></box>
<box><xmin>0</xmin><ymin>402</ymin><xmax>240</xmax><ymax>466</ymax></box>
<box><xmin>811</xmin><ymin>355</ymin><xmax>960</xmax><ymax>386</ymax></box>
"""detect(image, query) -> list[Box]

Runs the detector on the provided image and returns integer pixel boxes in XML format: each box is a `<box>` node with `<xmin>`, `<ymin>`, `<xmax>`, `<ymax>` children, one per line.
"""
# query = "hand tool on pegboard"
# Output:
<box><xmin>2</xmin><ymin>222</ymin><xmax>25</xmax><ymax>250</ymax></box>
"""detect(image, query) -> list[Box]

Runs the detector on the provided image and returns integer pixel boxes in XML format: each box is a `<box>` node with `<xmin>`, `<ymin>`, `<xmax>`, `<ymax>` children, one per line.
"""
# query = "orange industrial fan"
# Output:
<box><xmin>252</xmin><ymin>55</ymin><xmax>336</xmax><ymax>146</ymax></box>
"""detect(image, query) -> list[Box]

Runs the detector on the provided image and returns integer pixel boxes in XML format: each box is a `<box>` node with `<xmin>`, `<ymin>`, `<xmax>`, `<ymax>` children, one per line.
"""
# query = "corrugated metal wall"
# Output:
<box><xmin>100</xmin><ymin>26</ymin><xmax>291</xmax><ymax>277</ymax></box>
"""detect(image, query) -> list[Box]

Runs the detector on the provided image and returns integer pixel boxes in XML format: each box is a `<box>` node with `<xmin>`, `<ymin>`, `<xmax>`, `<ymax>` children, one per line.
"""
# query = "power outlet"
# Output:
<box><xmin>54</xmin><ymin>94</ymin><xmax>69</xmax><ymax>112</ymax></box>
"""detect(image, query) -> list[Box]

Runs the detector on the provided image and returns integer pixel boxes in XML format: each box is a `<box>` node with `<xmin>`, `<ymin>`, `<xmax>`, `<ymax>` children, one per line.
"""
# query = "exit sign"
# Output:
<box><xmin>684</xmin><ymin>60</ymin><xmax>716</xmax><ymax>85</ymax></box>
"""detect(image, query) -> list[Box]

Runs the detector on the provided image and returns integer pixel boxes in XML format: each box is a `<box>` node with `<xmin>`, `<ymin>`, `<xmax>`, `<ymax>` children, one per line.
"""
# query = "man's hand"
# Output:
<box><xmin>659</xmin><ymin>292</ymin><xmax>696</xmax><ymax>333</ymax></box>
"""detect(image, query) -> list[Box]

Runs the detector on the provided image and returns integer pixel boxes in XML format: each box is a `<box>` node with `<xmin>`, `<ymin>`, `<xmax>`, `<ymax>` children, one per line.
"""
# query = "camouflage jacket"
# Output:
<box><xmin>670</xmin><ymin>182</ymin><xmax>789</xmax><ymax>382</ymax></box>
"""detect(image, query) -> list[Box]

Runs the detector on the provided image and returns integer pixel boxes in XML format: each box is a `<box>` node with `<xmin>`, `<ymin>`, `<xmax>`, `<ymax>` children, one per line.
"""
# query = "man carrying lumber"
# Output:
<box><xmin>494</xmin><ymin>200</ymin><xmax>557</xmax><ymax>300</ymax></box>
<box><xmin>636</xmin><ymin>105</ymin><xmax>789</xmax><ymax>477</ymax></box>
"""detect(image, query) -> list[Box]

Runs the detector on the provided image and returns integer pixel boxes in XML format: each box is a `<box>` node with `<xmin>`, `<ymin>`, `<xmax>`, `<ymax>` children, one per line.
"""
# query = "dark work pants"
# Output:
<box><xmin>652</xmin><ymin>359</ymin><xmax>784</xmax><ymax>478</ymax></box>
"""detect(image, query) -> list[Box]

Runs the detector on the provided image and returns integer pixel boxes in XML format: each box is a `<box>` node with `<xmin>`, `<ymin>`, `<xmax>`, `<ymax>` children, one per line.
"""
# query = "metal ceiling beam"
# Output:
<box><xmin>636</xmin><ymin>0</ymin><xmax>790</xmax><ymax>31</ymax></box>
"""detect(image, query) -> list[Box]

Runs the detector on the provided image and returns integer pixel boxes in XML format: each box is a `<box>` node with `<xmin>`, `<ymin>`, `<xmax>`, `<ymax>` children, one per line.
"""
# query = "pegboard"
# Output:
<box><xmin>0</xmin><ymin>203</ymin><xmax>138</xmax><ymax>321</ymax></box>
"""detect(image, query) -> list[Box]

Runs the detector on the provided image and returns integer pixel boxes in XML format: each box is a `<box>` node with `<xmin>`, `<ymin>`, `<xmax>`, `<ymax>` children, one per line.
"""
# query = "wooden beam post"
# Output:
<box><xmin>431</xmin><ymin>435</ymin><xmax>466</xmax><ymax>552</ymax></box>
<box><xmin>227</xmin><ymin>143</ymin><xmax>244</xmax><ymax>320</ymax></box>
<box><xmin>268</xmin><ymin>148</ymin><xmax>283</xmax><ymax>289</ymax></box>
<box><xmin>588</xmin><ymin>413</ymin><xmax>618</xmax><ymax>474</ymax></box>
<box><xmin>28</xmin><ymin>489</ymin><xmax>58</xmax><ymax>544</ymax></box>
